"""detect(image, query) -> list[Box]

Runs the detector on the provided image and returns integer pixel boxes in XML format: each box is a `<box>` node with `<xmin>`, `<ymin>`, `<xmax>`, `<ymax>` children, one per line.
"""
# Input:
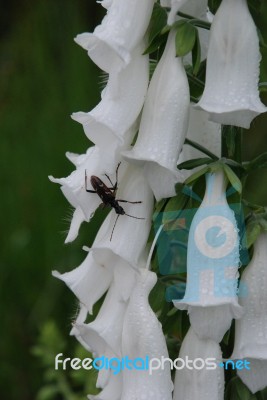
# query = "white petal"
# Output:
<box><xmin>231</xmin><ymin>233</ymin><xmax>267</xmax><ymax>393</ymax></box>
<box><xmin>65</xmin><ymin>207</ymin><xmax>86</xmax><ymax>243</ymax></box>
<box><xmin>52</xmin><ymin>251</ymin><xmax>113</xmax><ymax>314</ymax></box>
<box><xmin>195</xmin><ymin>0</ymin><xmax>267</xmax><ymax>128</ymax></box>
<box><xmin>97</xmin><ymin>0</ymin><xmax>113</xmax><ymax>10</ymax></box>
<box><xmin>74</xmin><ymin>281</ymin><xmax>128</xmax><ymax>357</ymax></box>
<box><xmin>174</xmin><ymin>171</ymin><xmax>242</xmax><ymax>341</ymax></box>
<box><xmin>74</xmin><ymin>0</ymin><xmax>154</xmax><ymax>73</ymax></box>
<box><xmin>180</xmin><ymin>0</ymin><xmax>208</xmax><ymax>18</ymax></box>
<box><xmin>173</xmin><ymin>327</ymin><xmax>224</xmax><ymax>400</ymax></box>
<box><xmin>72</xmin><ymin>45</ymin><xmax>148</xmax><ymax>148</ymax></box>
<box><xmin>123</xmin><ymin>32</ymin><xmax>190</xmax><ymax>201</ymax></box>
<box><xmin>92</xmin><ymin>165</ymin><xmax>154</xmax><ymax>268</ymax></box>
<box><xmin>89</xmin><ymin>373</ymin><xmax>122</xmax><ymax>400</ymax></box>
<box><xmin>178</xmin><ymin>107</ymin><xmax>221</xmax><ymax>180</ymax></box>
<box><xmin>237</xmin><ymin>359</ymin><xmax>267</xmax><ymax>394</ymax></box>
<box><xmin>121</xmin><ymin>269</ymin><xmax>173</xmax><ymax>400</ymax></box>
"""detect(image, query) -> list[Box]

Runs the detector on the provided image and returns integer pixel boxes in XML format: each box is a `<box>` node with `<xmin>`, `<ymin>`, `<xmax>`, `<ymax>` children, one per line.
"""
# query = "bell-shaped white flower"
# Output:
<box><xmin>174</xmin><ymin>170</ymin><xmax>243</xmax><ymax>342</ymax></box>
<box><xmin>121</xmin><ymin>269</ymin><xmax>173</xmax><ymax>400</ymax></box>
<box><xmin>178</xmin><ymin>107</ymin><xmax>221</xmax><ymax>180</ymax></box>
<box><xmin>231</xmin><ymin>233</ymin><xmax>267</xmax><ymax>393</ymax></box>
<box><xmin>123</xmin><ymin>32</ymin><xmax>190</xmax><ymax>201</ymax></box>
<box><xmin>52</xmin><ymin>251</ymin><xmax>113</xmax><ymax>315</ymax></box>
<box><xmin>91</xmin><ymin>164</ymin><xmax>154</xmax><ymax>269</ymax></box>
<box><xmin>72</xmin><ymin>44</ymin><xmax>149</xmax><ymax>149</ymax></box>
<box><xmin>49</xmin><ymin>147</ymin><xmax>106</xmax><ymax>237</ymax></box>
<box><xmin>195</xmin><ymin>0</ymin><xmax>267</xmax><ymax>129</ymax></box>
<box><xmin>74</xmin><ymin>0</ymin><xmax>154</xmax><ymax>73</ymax></box>
<box><xmin>71</xmin><ymin>307</ymin><xmax>123</xmax><ymax>400</ymax></box>
<box><xmin>74</xmin><ymin>280</ymin><xmax>129</xmax><ymax>357</ymax></box>
<box><xmin>173</xmin><ymin>327</ymin><xmax>224</xmax><ymax>400</ymax></box>
<box><xmin>49</xmin><ymin>144</ymin><xmax>131</xmax><ymax>242</ymax></box>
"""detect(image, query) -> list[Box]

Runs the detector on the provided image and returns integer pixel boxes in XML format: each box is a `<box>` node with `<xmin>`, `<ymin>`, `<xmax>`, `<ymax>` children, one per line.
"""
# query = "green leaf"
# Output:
<box><xmin>245</xmin><ymin>221</ymin><xmax>262</xmax><ymax>248</ymax></box>
<box><xmin>147</xmin><ymin>3</ymin><xmax>168</xmax><ymax>44</ymax></box>
<box><xmin>225</xmin><ymin>376</ymin><xmax>258</xmax><ymax>400</ymax></box>
<box><xmin>223</xmin><ymin>164</ymin><xmax>242</xmax><ymax>194</ymax></box>
<box><xmin>177</xmin><ymin>157</ymin><xmax>213</xmax><ymax>170</ymax></box>
<box><xmin>192</xmin><ymin>29</ymin><xmax>201</xmax><ymax>75</ymax></box>
<box><xmin>143</xmin><ymin>32</ymin><xmax>168</xmax><ymax>55</ymax></box>
<box><xmin>184</xmin><ymin>165</ymin><xmax>209</xmax><ymax>185</ymax></box>
<box><xmin>175</xmin><ymin>21</ymin><xmax>197</xmax><ymax>57</ymax></box>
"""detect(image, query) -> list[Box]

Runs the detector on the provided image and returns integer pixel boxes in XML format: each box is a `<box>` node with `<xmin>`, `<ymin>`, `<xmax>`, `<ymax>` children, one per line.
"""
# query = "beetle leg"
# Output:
<box><xmin>117</xmin><ymin>199</ymin><xmax>142</xmax><ymax>204</ymax></box>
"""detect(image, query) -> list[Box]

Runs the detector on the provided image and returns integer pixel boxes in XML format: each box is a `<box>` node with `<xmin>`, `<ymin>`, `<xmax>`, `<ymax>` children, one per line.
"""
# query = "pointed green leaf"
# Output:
<box><xmin>177</xmin><ymin>157</ymin><xmax>213</xmax><ymax>170</ymax></box>
<box><xmin>175</xmin><ymin>21</ymin><xmax>197</xmax><ymax>57</ymax></box>
<box><xmin>245</xmin><ymin>221</ymin><xmax>261</xmax><ymax>248</ymax></box>
<box><xmin>147</xmin><ymin>2</ymin><xmax>168</xmax><ymax>44</ymax></box>
<box><xmin>223</xmin><ymin>164</ymin><xmax>242</xmax><ymax>194</ymax></box>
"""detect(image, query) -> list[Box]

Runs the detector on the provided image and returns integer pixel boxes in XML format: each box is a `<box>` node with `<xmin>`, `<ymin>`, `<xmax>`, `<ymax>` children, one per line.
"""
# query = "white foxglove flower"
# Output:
<box><xmin>173</xmin><ymin>327</ymin><xmax>224</xmax><ymax>400</ymax></box>
<box><xmin>123</xmin><ymin>32</ymin><xmax>190</xmax><ymax>201</ymax></box>
<box><xmin>92</xmin><ymin>164</ymin><xmax>154</xmax><ymax>268</ymax></box>
<box><xmin>121</xmin><ymin>269</ymin><xmax>173</xmax><ymax>400</ymax></box>
<box><xmin>71</xmin><ymin>307</ymin><xmax>123</xmax><ymax>400</ymax></box>
<box><xmin>49</xmin><ymin>146</ymin><xmax>115</xmax><ymax>242</ymax></box>
<box><xmin>174</xmin><ymin>170</ymin><xmax>243</xmax><ymax>342</ymax></box>
<box><xmin>74</xmin><ymin>281</ymin><xmax>129</xmax><ymax>357</ymax></box>
<box><xmin>49</xmin><ymin>143</ymin><xmax>133</xmax><ymax>242</ymax></box>
<box><xmin>178</xmin><ymin>107</ymin><xmax>221</xmax><ymax>180</ymax></box>
<box><xmin>74</xmin><ymin>0</ymin><xmax>154</xmax><ymax>73</ymax></box>
<box><xmin>72</xmin><ymin>44</ymin><xmax>148</xmax><ymax>149</ymax></box>
<box><xmin>195</xmin><ymin>0</ymin><xmax>267</xmax><ymax>129</ymax></box>
<box><xmin>52</xmin><ymin>252</ymin><xmax>113</xmax><ymax>315</ymax></box>
<box><xmin>231</xmin><ymin>233</ymin><xmax>267</xmax><ymax>393</ymax></box>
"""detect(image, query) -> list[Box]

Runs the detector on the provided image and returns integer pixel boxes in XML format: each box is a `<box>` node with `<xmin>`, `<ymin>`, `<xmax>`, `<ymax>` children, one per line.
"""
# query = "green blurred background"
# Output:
<box><xmin>0</xmin><ymin>1</ymin><xmax>105</xmax><ymax>398</ymax></box>
<box><xmin>1</xmin><ymin>1</ymin><xmax>267</xmax><ymax>399</ymax></box>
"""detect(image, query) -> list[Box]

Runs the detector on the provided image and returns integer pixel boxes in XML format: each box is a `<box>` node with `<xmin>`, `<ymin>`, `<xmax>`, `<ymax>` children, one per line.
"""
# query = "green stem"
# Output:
<box><xmin>185</xmin><ymin>138</ymin><xmax>219</xmax><ymax>160</ymax></box>
<box><xmin>221</xmin><ymin>125</ymin><xmax>243</xmax><ymax>163</ymax></box>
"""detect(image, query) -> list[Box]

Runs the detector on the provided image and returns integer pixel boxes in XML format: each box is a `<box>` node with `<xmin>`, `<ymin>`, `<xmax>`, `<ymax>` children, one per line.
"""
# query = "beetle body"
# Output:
<box><xmin>90</xmin><ymin>175</ymin><xmax>125</xmax><ymax>215</ymax></box>
<box><xmin>85</xmin><ymin>165</ymin><xmax>143</xmax><ymax>240</ymax></box>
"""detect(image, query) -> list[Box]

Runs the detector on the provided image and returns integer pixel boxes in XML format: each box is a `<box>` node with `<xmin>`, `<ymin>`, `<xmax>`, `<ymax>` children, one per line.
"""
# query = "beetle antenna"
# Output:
<box><xmin>110</xmin><ymin>214</ymin><xmax>120</xmax><ymax>241</ymax></box>
<box><xmin>125</xmin><ymin>213</ymin><xmax>145</xmax><ymax>220</ymax></box>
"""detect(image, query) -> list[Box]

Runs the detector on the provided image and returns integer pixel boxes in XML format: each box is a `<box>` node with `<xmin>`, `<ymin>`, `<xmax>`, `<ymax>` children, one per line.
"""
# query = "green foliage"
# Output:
<box><xmin>175</xmin><ymin>20</ymin><xmax>197</xmax><ymax>57</ymax></box>
<box><xmin>32</xmin><ymin>321</ymin><xmax>98</xmax><ymax>400</ymax></box>
<box><xmin>225</xmin><ymin>377</ymin><xmax>258</xmax><ymax>400</ymax></box>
